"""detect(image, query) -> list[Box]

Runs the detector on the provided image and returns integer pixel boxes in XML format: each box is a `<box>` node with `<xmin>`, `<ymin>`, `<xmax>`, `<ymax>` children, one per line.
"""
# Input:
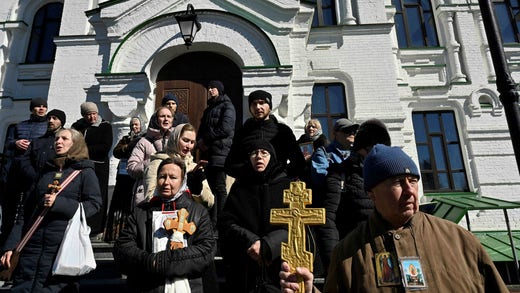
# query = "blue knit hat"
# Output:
<box><xmin>161</xmin><ymin>93</ymin><xmax>178</xmax><ymax>106</ymax></box>
<box><xmin>363</xmin><ymin>144</ymin><xmax>420</xmax><ymax>191</ymax></box>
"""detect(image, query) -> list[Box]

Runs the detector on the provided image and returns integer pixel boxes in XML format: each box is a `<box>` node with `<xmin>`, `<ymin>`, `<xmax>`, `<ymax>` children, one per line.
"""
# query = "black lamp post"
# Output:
<box><xmin>478</xmin><ymin>0</ymin><xmax>520</xmax><ymax>280</ymax></box>
<box><xmin>478</xmin><ymin>0</ymin><xmax>520</xmax><ymax>175</ymax></box>
<box><xmin>175</xmin><ymin>4</ymin><xmax>201</xmax><ymax>47</ymax></box>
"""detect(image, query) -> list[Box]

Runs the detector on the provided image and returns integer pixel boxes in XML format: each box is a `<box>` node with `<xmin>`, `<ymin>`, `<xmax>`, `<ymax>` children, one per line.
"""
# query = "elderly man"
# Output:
<box><xmin>72</xmin><ymin>102</ymin><xmax>113</xmax><ymax>239</ymax></box>
<box><xmin>280</xmin><ymin>144</ymin><xmax>509</xmax><ymax>292</ymax></box>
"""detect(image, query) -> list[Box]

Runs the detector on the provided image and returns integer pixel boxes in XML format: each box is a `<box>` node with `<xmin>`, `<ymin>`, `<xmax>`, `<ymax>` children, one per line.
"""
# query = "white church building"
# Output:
<box><xmin>0</xmin><ymin>0</ymin><xmax>519</xmax><ymax>232</ymax></box>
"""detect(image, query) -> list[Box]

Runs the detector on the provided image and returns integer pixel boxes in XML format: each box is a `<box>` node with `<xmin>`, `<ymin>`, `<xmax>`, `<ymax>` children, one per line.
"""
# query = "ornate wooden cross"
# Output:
<box><xmin>270</xmin><ymin>181</ymin><xmax>325</xmax><ymax>292</ymax></box>
<box><xmin>163</xmin><ymin>208</ymin><xmax>197</xmax><ymax>250</ymax></box>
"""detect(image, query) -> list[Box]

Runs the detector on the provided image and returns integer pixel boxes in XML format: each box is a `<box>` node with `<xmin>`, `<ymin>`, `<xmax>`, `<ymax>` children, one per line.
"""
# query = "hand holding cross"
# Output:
<box><xmin>163</xmin><ymin>208</ymin><xmax>197</xmax><ymax>250</ymax></box>
<box><xmin>270</xmin><ymin>181</ymin><xmax>325</xmax><ymax>293</ymax></box>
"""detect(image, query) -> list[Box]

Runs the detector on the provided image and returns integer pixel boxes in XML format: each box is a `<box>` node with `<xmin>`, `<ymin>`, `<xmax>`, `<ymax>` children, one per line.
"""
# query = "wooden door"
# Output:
<box><xmin>155</xmin><ymin>80</ymin><xmax>208</xmax><ymax>131</ymax></box>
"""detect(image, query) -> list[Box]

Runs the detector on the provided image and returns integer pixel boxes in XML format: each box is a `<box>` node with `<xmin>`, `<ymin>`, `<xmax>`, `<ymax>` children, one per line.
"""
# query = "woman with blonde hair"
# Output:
<box><xmin>127</xmin><ymin>107</ymin><xmax>173</xmax><ymax>205</ymax></box>
<box><xmin>144</xmin><ymin>123</ymin><xmax>214</xmax><ymax>208</ymax></box>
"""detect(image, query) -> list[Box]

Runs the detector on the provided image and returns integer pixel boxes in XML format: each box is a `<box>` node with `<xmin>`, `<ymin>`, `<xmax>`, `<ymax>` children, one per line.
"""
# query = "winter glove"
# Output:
<box><xmin>187</xmin><ymin>168</ymin><xmax>205</xmax><ymax>195</ymax></box>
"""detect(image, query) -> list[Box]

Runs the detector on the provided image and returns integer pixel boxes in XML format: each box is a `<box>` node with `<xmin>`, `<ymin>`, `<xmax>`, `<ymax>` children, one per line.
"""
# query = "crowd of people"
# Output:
<box><xmin>0</xmin><ymin>81</ymin><xmax>510</xmax><ymax>292</ymax></box>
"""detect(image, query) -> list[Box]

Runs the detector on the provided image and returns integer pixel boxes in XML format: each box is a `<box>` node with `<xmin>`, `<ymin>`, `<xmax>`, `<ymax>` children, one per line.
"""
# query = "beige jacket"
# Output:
<box><xmin>143</xmin><ymin>152</ymin><xmax>214</xmax><ymax>208</ymax></box>
<box><xmin>323</xmin><ymin>211</ymin><xmax>509</xmax><ymax>292</ymax></box>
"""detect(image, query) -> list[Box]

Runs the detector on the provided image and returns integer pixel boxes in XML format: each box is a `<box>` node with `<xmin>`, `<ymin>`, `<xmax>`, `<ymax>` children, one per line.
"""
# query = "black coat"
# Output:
<box><xmin>332</xmin><ymin>152</ymin><xmax>374</xmax><ymax>239</ymax></box>
<box><xmin>218</xmin><ymin>161</ymin><xmax>289</xmax><ymax>293</ymax></box>
<box><xmin>197</xmin><ymin>94</ymin><xmax>236</xmax><ymax>168</ymax></box>
<box><xmin>72</xmin><ymin>117</ymin><xmax>113</xmax><ymax>234</ymax></box>
<box><xmin>113</xmin><ymin>193</ymin><xmax>215</xmax><ymax>293</ymax></box>
<box><xmin>225</xmin><ymin>115</ymin><xmax>306</xmax><ymax>180</ymax></box>
<box><xmin>4</xmin><ymin>159</ymin><xmax>102</xmax><ymax>292</ymax></box>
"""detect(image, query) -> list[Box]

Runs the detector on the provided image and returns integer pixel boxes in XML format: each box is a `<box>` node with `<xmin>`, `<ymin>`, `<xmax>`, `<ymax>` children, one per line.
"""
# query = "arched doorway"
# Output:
<box><xmin>155</xmin><ymin>52</ymin><xmax>243</xmax><ymax>131</ymax></box>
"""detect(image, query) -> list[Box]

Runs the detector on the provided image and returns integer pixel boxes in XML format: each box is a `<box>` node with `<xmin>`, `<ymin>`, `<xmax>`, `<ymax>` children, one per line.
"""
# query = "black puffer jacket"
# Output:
<box><xmin>225</xmin><ymin>115</ymin><xmax>306</xmax><ymax>180</ymax></box>
<box><xmin>113</xmin><ymin>193</ymin><xmax>215</xmax><ymax>293</ymax></box>
<box><xmin>3</xmin><ymin>159</ymin><xmax>102</xmax><ymax>292</ymax></box>
<box><xmin>329</xmin><ymin>152</ymin><xmax>374</xmax><ymax>239</ymax></box>
<box><xmin>197</xmin><ymin>94</ymin><xmax>236</xmax><ymax>168</ymax></box>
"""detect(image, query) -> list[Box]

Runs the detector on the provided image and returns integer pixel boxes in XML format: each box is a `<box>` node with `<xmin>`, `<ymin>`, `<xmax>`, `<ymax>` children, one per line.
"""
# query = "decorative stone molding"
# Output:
<box><xmin>96</xmin><ymin>72</ymin><xmax>150</xmax><ymax>119</ymax></box>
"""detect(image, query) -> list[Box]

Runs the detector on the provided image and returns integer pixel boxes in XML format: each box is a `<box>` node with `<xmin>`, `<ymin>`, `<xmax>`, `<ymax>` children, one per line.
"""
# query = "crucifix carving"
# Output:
<box><xmin>270</xmin><ymin>181</ymin><xmax>325</xmax><ymax>292</ymax></box>
<box><xmin>163</xmin><ymin>208</ymin><xmax>196</xmax><ymax>250</ymax></box>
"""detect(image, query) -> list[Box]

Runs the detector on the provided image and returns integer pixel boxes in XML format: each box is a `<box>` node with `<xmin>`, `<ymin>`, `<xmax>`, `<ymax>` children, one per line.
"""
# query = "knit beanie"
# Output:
<box><xmin>363</xmin><ymin>144</ymin><xmax>420</xmax><ymax>191</ymax></box>
<box><xmin>352</xmin><ymin>118</ymin><xmax>391</xmax><ymax>151</ymax></box>
<box><xmin>161</xmin><ymin>93</ymin><xmax>179</xmax><ymax>106</ymax></box>
<box><xmin>80</xmin><ymin>102</ymin><xmax>98</xmax><ymax>116</ymax></box>
<box><xmin>30</xmin><ymin>98</ymin><xmax>47</xmax><ymax>110</ymax></box>
<box><xmin>47</xmin><ymin>109</ymin><xmax>66</xmax><ymax>127</ymax></box>
<box><xmin>248</xmin><ymin>90</ymin><xmax>272</xmax><ymax>109</ymax></box>
<box><xmin>208</xmin><ymin>80</ymin><xmax>225</xmax><ymax>94</ymax></box>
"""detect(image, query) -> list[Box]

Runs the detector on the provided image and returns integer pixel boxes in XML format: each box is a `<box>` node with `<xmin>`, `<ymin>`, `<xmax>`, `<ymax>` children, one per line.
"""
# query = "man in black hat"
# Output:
<box><xmin>0</xmin><ymin>98</ymin><xmax>48</xmax><ymax>245</ymax></box>
<box><xmin>197</xmin><ymin>80</ymin><xmax>236</xmax><ymax>228</ymax></box>
<box><xmin>161</xmin><ymin>93</ymin><xmax>189</xmax><ymax>126</ymax></box>
<box><xmin>19</xmin><ymin>109</ymin><xmax>66</xmax><ymax>184</ymax></box>
<box><xmin>225</xmin><ymin>90</ymin><xmax>306</xmax><ymax>182</ymax></box>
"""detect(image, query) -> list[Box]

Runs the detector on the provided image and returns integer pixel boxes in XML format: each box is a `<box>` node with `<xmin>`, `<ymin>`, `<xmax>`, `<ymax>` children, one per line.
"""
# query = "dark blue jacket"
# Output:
<box><xmin>5</xmin><ymin>115</ymin><xmax>47</xmax><ymax>157</ymax></box>
<box><xmin>19</xmin><ymin>131</ymin><xmax>58</xmax><ymax>184</ymax></box>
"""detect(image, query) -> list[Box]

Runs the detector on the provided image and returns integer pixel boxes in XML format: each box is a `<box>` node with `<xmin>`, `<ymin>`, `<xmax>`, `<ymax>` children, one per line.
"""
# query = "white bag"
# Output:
<box><xmin>52</xmin><ymin>203</ymin><xmax>97</xmax><ymax>276</ymax></box>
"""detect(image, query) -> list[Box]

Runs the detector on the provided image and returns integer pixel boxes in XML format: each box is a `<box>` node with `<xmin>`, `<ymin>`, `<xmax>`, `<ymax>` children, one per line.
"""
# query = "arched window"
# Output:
<box><xmin>25</xmin><ymin>2</ymin><xmax>63</xmax><ymax>63</ymax></box>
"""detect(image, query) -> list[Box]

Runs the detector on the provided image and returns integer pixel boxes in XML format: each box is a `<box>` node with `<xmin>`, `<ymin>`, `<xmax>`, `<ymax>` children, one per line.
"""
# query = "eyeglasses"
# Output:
<box><xmin>249</xmin><ymin>149</ymin><xmax>270</xmax><ymax>158</ymax></box>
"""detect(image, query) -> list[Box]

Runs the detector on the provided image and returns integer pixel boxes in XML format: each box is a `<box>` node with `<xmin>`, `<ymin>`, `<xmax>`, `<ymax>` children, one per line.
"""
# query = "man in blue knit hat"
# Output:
<box><xmin>280</xmin><ymin>144</ymin><xmax>508</xmax><ymax>292</ymax></box>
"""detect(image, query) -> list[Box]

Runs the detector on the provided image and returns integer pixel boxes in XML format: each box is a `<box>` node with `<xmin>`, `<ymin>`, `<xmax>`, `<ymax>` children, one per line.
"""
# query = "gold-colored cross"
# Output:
<box><xmin>270</xmin><ymin>181</ymin><xmax>325</xmax><ymax>292</ymax></box>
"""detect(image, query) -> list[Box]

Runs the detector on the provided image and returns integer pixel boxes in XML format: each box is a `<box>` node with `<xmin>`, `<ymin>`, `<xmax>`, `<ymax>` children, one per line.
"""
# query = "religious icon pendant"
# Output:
<box><xmin>375</xmin><ymin>252</ymin><xmax>401</xmax><ymax>287</ymax></box>
<box><xmin>54</xmin><ymin>172</ymin><xmax>63</xmax><ymax>180</ymax></box>
<box><xmin>399</xmin><ymin>256</ymin><xmax>428</xmax><ymax>290</ymax></box>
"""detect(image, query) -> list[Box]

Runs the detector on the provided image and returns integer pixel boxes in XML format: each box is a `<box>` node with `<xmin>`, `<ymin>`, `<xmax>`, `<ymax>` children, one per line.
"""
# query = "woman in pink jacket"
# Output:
<box><xmin>127</xmin><ymin>107</ymin><xmax>173</xmax><ymax>206</ymax></box>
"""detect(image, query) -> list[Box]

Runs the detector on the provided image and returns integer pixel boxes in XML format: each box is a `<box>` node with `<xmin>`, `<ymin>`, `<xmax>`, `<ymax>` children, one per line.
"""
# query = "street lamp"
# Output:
<box><xmin>478</xmin><ymin>0</ymin><xmax>520</xmax><ymax>176</ymax></box>
<box><xmin>175</xmin><ymin>4</ymin><xmax>201</xmax><ymax>47</ymax></box>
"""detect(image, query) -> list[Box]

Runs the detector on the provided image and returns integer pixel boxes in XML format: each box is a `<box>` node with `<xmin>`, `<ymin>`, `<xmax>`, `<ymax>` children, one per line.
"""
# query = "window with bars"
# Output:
<box><xmin>304</xmin><ymin>0</ymin><xmax>337</xmax><ymax>27</ymax></box>
<box><xmin>311</xmin><ymin>83</ymin><xmax>347</xmax><ymax>139</ymax></box>
<box><xmin>393</xmin><ymin>0</ymin><xmax>439</xmax><ymax>48</ymax></box>
<box><xmin>25</xmin><ymin>2</ymin><xmax>63</xmax><ymax>63</ymax></box>
<box><xmin>412</xmin><ymin>111</ymin><xmax>469</xmax><ymax>192</ymax></box>
<box><xmin>493</xmin><ymin>0</ymin><xmax>520</xmax><ymax>43</ymax></box>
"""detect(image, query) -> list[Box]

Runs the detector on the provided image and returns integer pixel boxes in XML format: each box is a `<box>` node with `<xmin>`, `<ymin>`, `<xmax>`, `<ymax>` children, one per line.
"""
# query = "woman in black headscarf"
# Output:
<box><xmin>218</xmin><ymin>139</ymin><xmax>290</xmax><ymax>293</ymax></box>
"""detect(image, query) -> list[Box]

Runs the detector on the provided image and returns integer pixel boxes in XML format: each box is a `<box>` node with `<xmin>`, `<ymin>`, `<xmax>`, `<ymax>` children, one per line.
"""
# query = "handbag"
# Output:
<box><xmin>52</xmin><ymin>203</ymin><xmax>96</xmax><ymax>276</ymax></box>
<box><xmin>0</xmin><ymin>170</ymin><xmax>82</xmax><ymax>281</ymax></box>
